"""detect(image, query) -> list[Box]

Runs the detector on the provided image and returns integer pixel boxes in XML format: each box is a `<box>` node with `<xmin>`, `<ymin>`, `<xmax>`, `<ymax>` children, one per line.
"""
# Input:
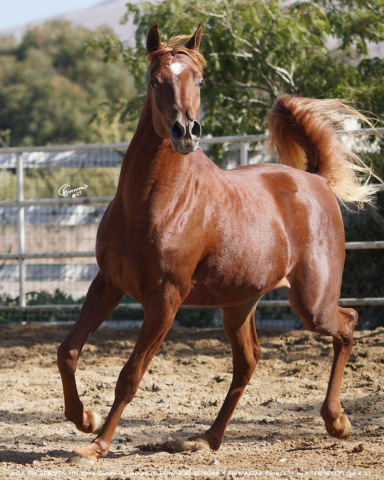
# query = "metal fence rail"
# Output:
<box><xmin>2</xmin><ymin>297</ymin><xmax>384</xmax><ymax>313</ymax></box>
<box><xmin>0</xmin><ymin>130</ymin><xmax>383</xmax><ymax>312</ymax></box>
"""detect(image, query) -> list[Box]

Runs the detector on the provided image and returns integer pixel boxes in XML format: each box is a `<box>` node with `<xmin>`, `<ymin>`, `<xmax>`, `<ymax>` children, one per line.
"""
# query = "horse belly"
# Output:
<box><xmin>184</xmin><ymin>240</ymin><xmax>290</xmax><ymax>307</ymax></box>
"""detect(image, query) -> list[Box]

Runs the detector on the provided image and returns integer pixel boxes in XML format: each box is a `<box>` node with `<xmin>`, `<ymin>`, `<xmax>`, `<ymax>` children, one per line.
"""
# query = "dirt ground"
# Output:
<box><xmin>0</xmin><ymin>323</ymin><xmax>383</xmax><ymax>480</ymax></box>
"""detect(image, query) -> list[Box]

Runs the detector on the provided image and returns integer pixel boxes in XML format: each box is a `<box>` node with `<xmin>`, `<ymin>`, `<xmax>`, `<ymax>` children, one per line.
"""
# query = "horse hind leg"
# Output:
<box><xmin>288</xmin><ymin>275</ymin><xmax>358</xmax><ymax>440</ymax></box>
<box><xmin>320</xmin><ymin>306</ymin><xmax>358</xmax><ymax>439</ymax></box>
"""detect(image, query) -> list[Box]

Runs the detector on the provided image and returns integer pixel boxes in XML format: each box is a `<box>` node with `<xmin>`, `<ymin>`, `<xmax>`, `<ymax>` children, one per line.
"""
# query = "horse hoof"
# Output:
<box><xmin>67</xmin><ymin>455</ymin><xmax>96</xmax><ymax>466</ymax></box>
<box><xmin>338</xmin><ymin>414</ymin><xmax>352</xmax><ymax>439</ymax></box>
<box><xmin>187</xmin><ymin>433</ymin><xmax>221</xmax><ymax>451</ymax></box>
<box><xmin>86</xmin><ymin>410</ymin><xmax>104</xmax><ymax>434</ymax></box>
<box><xmin>326</xmin><ymin>414</ymin><xmax>352</xmax><ymax>439</ymax></box>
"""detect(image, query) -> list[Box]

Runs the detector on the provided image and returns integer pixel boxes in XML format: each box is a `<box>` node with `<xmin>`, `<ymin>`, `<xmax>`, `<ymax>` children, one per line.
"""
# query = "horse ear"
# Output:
<box><xmin>147</xmin><ymin>24</ymin><xmax>162</xmax><ymax>53</ymax></box>
<box><xmin>185</xmin><ymin>24</ymin><xmax>203</xmax><ymax>51</ymax></box>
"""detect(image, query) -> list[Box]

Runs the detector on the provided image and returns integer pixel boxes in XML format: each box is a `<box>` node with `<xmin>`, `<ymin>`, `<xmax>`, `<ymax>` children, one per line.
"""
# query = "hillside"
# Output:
<box><xmin>0</xmin><ymin>0</ymin><xmax>144</xmax><ymax>44</ymax></box>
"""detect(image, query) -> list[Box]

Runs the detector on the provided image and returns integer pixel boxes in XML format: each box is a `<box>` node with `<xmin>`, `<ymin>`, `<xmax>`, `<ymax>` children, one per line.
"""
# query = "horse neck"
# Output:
<box><xmin>115</xmin><ymin>97</ymin><xmax>193</xmax><ymax>209</ymax></box>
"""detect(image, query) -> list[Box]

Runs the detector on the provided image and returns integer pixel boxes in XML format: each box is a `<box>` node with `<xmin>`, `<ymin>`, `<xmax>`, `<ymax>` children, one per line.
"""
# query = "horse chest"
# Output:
<box><xmin>96</xmin><ymin>208</ymin><xmax>203</xmax><ymax>301</ymax></box>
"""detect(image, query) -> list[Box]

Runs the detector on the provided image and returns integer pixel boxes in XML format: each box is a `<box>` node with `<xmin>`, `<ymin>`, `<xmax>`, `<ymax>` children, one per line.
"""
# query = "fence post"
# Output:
<box><xmin>16</xmin><ymin>153</ymin><xmax>26</xmax><ymax>307</ymax></box>
<box><xmin>240</xmin><ymin>140</ymin><xmax>248</xmax><ymax>166</ymax></box>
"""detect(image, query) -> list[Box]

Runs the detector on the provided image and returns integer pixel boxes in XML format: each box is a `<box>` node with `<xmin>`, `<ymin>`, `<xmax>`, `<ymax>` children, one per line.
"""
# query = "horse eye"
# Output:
<box><xmin>198</xmin><ymin>78</ymin><xmax>204</xmax><ymax>87</ymax></box>
<box><xmin>150</xmin><ymin>81</ymin><xmax>158</xmax><ymax>89</ymax></box>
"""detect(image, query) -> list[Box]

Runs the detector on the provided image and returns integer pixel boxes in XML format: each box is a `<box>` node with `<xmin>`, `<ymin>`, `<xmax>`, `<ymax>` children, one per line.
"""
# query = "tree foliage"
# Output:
<box><xmin>0</xmin><ymin>20</ymin><xmax>135</xmax><ymax>146</ymax></box>
<box><xmin>108</xmin><ymin>0</ymin><xmax>384</xmax><ymax>139</ymax></box>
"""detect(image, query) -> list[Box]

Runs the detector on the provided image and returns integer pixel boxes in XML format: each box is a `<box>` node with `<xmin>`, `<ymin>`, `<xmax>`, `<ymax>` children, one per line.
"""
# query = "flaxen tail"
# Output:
<box><xmin>268</xmin><ymin>95</ymin><xmax>381</xmax><ymax>207</ymax></box>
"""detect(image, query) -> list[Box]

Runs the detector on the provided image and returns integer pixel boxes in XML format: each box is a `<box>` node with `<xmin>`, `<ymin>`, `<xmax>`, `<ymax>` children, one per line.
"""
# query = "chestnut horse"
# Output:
<box><xmin>57</xmin><ymin>25</ymin><xmax>378</xmax><ymax>464</ymax></box>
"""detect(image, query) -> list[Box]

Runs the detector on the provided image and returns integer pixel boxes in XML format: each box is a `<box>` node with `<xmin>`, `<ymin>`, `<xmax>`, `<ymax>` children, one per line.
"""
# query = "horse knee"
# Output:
<box><xmin>233</xmin><ymin>347</ymin><xmax>261</xmax><ymax>387</ymax></box>
<box><xmin>246</xmin><ymin>350</ymin><xmax>261</xmax><ymax>382</ymax></box>
<box><xmin>114</xmin><ymin>370</ymin><xmax>141</xmax><ymax>405</ymax></box>
<box><xmin>245</xmin><ymin>360</ymin><xmax>257</xmax><ymax>383</ymax></box>
<box><xmin>341</xmin><ymin>308</ymin><xmax>358</xmax><ymax>330</ymax></box>
<box><xmin>306</xmin><ymin>307</ymin><xmax>357</xmax><ymax>346</ymax></box>
<box><xmin>57</xmin><ymin>343</ymin><xmax>79</xmax><ymax>376</ymax></box>
<box><xmin>246</xmin><ymin>344</ymin><xmax>261</xmax><ymax>377</ymax></box>
<box><xmin>335</xmin><ymin>308</ymin><xmax>358</xmax><ymax>346</ymax></box>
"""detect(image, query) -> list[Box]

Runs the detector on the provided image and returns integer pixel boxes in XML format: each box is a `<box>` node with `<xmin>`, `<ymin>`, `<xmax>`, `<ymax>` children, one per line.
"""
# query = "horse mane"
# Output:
<box><xmin>147</xmin><ymin>35</ymin><xmax>206</xmax><ymax>73</ymax></box>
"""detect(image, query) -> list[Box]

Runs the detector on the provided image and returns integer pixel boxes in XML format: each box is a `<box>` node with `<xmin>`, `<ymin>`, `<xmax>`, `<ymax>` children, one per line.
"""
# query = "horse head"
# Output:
<box><xmin>146</xmin><ymin>24</ymin><xmax>205</xmax><ymax>155</ymax></box>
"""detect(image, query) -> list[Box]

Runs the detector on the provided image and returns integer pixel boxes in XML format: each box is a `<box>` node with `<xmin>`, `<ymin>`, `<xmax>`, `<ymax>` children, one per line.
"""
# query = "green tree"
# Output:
<box><xmin>0</xmin><ymin>20</ymin><xmax>135</xmax><ymax>146</ymax></box>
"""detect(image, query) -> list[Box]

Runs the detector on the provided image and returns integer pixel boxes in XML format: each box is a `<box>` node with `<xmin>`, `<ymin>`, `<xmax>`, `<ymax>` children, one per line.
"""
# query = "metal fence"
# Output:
<box><xmin>0</xmin><ymin>131</ymin><xmax>383</xmax><ymax>318</ymax></box>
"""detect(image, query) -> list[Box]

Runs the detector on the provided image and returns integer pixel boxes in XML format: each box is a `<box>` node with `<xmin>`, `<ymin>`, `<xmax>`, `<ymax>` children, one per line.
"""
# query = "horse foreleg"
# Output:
<box><xmin>320</xmin><ymin>306</ymin><xmax>358</xmax><ymax>439</ymax></box>
<box><xmin>68</xmin><ymin>287</ymin><xmax>181</xmax><ymax>464</ymax></box>
<box><xmin>189</xmin><ymin>301</ymin><xmax>261</xmax><ymax>450</ymax></box>
<box><xmin>57</xmin><ymin>271</ymin><xmax>124</xmax><ymax>434</ymax></box>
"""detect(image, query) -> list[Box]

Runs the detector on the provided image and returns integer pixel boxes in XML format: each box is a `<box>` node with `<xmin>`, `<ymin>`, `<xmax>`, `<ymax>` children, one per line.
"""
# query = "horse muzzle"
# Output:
<box><xmin>170</xmin><ymin>119</ymin><xmax>201</xmax><ymax>155</ymax></box>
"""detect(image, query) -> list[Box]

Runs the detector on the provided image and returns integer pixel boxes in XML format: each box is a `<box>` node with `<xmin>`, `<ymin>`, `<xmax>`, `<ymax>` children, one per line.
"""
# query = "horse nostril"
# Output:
<box><xmin>191</xmin><ymin>121</ymin><xmax>201</xmax><ymax>139</ymax></box>
<box><xmin>171</xmin><ymin>121</ymin><xmax>185</xmax><ymax>141</ymax></box>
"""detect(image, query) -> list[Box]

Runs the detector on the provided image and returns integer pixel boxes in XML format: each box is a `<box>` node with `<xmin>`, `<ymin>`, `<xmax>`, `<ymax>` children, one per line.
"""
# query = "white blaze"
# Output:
<box><xmin>169</xmin><ymin>62</ymin><xmax>185</xmax><ymax>75</ymax></box>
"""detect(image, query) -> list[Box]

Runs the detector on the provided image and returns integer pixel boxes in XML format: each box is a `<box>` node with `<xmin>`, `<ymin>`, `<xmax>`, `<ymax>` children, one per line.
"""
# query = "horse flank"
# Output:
<box><xmin>268</xmin><ymin>95</ymin><xmax>381</xmax><ymax>208</ymax></box>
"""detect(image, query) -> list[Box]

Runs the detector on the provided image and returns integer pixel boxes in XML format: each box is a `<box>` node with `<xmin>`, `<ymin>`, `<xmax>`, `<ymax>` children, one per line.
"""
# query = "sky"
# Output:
<box><xmin>0</xmin><ymin>0</ymin><xmax>98</xmax><ymax>30</ymax></box>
